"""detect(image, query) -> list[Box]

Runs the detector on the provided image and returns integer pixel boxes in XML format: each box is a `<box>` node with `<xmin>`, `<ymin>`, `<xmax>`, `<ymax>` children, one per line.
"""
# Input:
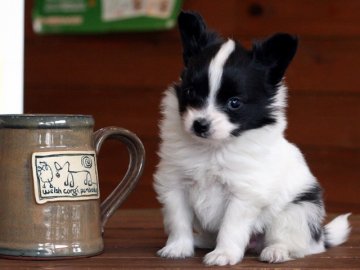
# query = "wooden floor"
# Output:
<box><xmin>0</xmin><ymin>209</ymin><xmax>359</xmax><ymax>269</ymax></box>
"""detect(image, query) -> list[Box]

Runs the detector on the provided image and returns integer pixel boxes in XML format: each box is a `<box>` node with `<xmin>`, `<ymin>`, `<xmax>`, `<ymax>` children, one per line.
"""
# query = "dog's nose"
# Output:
<box><xmin>193</xmin><ymin>118</ymin><xmax>210</xmax><ymax>137</ymax></box>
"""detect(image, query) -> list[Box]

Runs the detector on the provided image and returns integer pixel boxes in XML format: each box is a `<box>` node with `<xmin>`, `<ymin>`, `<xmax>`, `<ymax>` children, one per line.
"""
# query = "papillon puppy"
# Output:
<box><xmin>154</xmin><ymin>11</ymin><xmax>351</xmax><ymax>266</ymax></box>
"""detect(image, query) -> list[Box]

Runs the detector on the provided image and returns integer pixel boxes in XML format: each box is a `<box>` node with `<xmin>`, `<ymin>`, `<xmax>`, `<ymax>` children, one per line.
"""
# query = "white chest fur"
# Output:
<box><xmin>187</xmin><ymin>173</ymin><xmax>229</xmax><ymax>232</ymax></box>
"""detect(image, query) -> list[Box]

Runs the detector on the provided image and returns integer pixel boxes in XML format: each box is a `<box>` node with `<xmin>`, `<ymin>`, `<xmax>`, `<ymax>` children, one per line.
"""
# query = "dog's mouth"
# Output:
<box><xmin>194</xmin><ymin>131</ymin><xmax>211</xmax><ymax>139</ymax></box>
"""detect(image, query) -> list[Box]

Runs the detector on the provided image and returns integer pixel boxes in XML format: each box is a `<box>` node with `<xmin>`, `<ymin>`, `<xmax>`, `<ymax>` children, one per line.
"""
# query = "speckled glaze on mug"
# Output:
<box><xmin>0</xmin><ymin>115</ymin><xmax>145</xmax><ymax>259</ymax></box>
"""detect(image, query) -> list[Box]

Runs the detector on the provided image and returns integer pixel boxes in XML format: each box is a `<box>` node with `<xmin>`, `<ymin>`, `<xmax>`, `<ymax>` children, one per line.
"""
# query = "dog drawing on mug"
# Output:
<box><xmin>37</xmin><ymin>161</ymin><xmax>54</xmax><ymax>188</ymax></box>
<box><xmin>153</xmin><ymin>11</ymin><xmax>351</xmax><ymax>266</ymax></box>
<box><xmin>54</xmin><ymin>161</ymin><xmax>93</xmax><ymax>187</ymax></box>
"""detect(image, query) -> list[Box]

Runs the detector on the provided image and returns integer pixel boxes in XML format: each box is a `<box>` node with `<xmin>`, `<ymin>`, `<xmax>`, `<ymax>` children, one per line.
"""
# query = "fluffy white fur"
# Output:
<box><xmin>154</xmin><ymin>43</ymin><xmax>351</xmax><ymax>266</ymax></box>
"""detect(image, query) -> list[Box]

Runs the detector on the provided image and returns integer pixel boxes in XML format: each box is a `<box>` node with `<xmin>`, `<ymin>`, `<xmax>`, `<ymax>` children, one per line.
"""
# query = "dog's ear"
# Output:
<box><xmin>54</xmin><ymin>162</ymin><xmax>61</xmax><ymax>170</ymax></box>
<box><xmin>64</xmin><ymin>161</ymin><xmax>70</xmax><ymax>170</ymax></box>
<box><xmin>178</xmin><ymin>11</ymin><xmax>219</xmax><ymax>66</ymax></box>
<box><xmin>252</xmin><ymin>33</ymin><xmax>298</xmax><ymax>85</ymax></box>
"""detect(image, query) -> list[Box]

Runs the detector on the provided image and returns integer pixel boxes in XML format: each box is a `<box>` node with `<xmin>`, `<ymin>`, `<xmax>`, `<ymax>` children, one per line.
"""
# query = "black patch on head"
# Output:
<box><xmin>293</xmin><ymin>184</ymin><xmax>324</xmax><ymax>242</ymax></box>
<box><xmin>176</xmin><ymin>11</ymin><xmax>225</xmax><ymax>114</ymax></box>
<box><xmin>215</xmin><ymin>43</ymin><xmax>278</xmax><ymax>135</ymax></box>
<box><xmin>176</xmin><ymin>44</ymin><xmax>224</xmax><ymax>114</ymax></box>
<box><xmin>214</xmin><ymin>34</ymin><xmax>297</xmax><ymax>136</ymax></box>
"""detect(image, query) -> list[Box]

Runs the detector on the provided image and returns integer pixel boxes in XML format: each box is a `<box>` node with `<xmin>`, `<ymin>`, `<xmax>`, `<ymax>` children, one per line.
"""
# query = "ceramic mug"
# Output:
<box><xmin>0</xmin><ymin>114</ymin><xmax>145</xmax><ymax>259</ymax></box>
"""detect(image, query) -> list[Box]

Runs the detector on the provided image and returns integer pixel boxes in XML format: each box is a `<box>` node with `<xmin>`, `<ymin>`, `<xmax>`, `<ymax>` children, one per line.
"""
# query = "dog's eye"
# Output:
<box><xmin>227</xmin><ymin>97</ymin><xmax>243</xmax><ymax>111</ymax></box>
<box><xmin>184</xmin><ymin>87</ymin><xmax>196</xmax><ymax>100</ymax></box>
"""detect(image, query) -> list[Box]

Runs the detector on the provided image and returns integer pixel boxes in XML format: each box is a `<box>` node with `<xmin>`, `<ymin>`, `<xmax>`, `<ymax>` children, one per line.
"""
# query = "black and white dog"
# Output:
<box><xmin>154</xmin><ymin>11</ymin><xmax>350</xmax><ymax>266</ymax></box>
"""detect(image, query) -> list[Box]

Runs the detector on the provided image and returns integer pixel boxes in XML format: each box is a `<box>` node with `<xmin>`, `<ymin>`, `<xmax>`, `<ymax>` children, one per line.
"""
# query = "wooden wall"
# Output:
<box><xmin>24</xmin><ymin>0</ymin><xmax>360</xmax><ymax>213</ymax></box>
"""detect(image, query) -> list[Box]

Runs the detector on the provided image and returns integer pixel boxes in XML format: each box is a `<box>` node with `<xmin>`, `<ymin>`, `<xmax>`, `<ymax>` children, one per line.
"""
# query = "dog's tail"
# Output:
<box><xmin>324</xmin><ymin>213</ymin><xmax>351</xmax><ymax>248</ymax></box>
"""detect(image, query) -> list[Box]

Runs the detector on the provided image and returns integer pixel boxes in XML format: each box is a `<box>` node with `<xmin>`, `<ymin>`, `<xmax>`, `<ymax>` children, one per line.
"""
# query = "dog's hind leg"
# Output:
<box><xmin>260</xmin><ymin>202</ymin><xmax>325</xmax><ymax>263</ymax></box>
<box><xmin>84</xmin><ymin>172</ymin><xmax>92</xmax><ymax>186</ymax></box>
<box><xmin>67</xmin><ymin>173</ymin><xmax>75</xmax><ymax>188</ymax></box>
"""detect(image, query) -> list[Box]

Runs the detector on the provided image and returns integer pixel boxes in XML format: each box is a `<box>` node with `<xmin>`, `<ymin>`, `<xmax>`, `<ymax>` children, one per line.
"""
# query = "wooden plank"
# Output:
<box><xmin>24</xmin><ymin>86</ymin><xmax>360</xmax><ymax>149</ymax></box>
<box><xmin>24</xmin><ymin>86</ymin><xmax>360</xmax><ymax>213</ymax></box>
<box><xmin>25</xmin><ymin>36</ymin><xmax>360</xmax><ymax>94</ymax></box>
<box><xmin>287</xmin><ymin>39</ymin><xmax>360</xmax><ymax>94</ymax></box>
<box><xmin>287</xmin><ymin>93</ymin><xmax>360</xmax><ymax>149</ymax></box>
<box><xmin>24</xmin><ymin>0</ymin><xmax>360</xmax><ymax>94</ymax></box>
<box><xmin>0</xmin><ymin>210</ymin><xmax>359</xmax><ymax>269</ymax></box>
<box><xmin>183</xmin><ymin>0</ymin><xmax>360</xmax><ymax>38</ymax></box>
<box><xmin>24</xmin><ymin>38</ymin><xmax>360</xmax><ymax>93</ymax></box>
<box><xmin>25</xmin><ymin>0</ymin><xmax>360</xmax><ymax>38</ymax></box>
<box><xmin>25</xmin><ymin>0</ymin><xmax>360</xmax><ymax>93</ymax></box>
<box><xmin>2</xmin><ymin>258</ymin><xmax>360</xmax><ymax>269</ymax></box>
<box><xmin>94</xmin><ymin>137</ymin><xmax>360</xmax><ymax>213</ymax></box>
<box><xmin>305</xmin><ymin>148</ymin><xmax>360</xmax><ymax>211</ymax></box>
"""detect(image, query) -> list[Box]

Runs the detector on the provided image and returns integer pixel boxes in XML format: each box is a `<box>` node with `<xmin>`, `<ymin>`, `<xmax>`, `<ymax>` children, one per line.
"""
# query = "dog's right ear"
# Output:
<box><xmin>178</xmin><ymin>11</ymin><xmax>218</xmax><ymax>66</ymax></box>
<box><xmin>252</xmin><ymin>33</ymin><xmax>298</xmax><ymax>86</ymax></box>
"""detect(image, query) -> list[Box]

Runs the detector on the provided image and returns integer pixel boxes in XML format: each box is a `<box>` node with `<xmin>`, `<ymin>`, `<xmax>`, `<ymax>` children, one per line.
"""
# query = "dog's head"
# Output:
<box><xmin>175</xmin><ymin>11</ymin><xmax>298</xmax><ymax>141</ymax></box>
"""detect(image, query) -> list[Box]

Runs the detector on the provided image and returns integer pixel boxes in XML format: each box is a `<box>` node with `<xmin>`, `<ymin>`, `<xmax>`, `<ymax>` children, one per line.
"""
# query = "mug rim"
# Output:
<box><xmin>0</xmin><ymin>114</ymin><xmax>94</xmax><ymax>129</ymax></box>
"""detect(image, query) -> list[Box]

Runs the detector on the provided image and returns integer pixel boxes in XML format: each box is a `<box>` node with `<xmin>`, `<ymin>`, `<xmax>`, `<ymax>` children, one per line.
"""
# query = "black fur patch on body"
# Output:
<box><xmin>293</xmin><ymin>184</ymin><xmax>324</xmax><ymax>242</ymax></box>
<box><xmin>293</xmin><ymin>184</ymin><xmax>323</xmax><ymax>206</ymax></box>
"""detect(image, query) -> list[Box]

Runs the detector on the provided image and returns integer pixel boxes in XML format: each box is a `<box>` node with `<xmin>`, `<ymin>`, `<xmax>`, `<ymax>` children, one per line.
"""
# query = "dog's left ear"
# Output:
<box><xmin>252</xmin><ymin>33</ymin><xmax>298</xmax><ymax>85</ymax></box>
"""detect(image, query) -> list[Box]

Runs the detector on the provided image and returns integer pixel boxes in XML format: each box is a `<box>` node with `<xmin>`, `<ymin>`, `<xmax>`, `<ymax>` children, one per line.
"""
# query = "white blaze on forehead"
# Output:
<box><xmin>182</xmin><ymin>39</ymin><xmax>238</xmax><ymax>141</ymax></box>
<box><xmin>208</xmin><ymin>39</ymin><xmax>236</xmax><ymax>100</ymax></box>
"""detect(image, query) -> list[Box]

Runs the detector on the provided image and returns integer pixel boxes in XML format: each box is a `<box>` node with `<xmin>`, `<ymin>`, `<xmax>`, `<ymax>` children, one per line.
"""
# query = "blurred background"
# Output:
<box><xmin>21</xmin><ymin>0</ymin><xmax>359</xmax><ymax>212</ymax></box>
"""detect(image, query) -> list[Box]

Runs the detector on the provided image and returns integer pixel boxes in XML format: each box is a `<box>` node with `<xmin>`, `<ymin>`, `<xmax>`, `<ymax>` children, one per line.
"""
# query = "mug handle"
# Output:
<box><xmin>93</xmin><ymin>127</ymin><xmax>145</xmax><ymax>230</ymax></box>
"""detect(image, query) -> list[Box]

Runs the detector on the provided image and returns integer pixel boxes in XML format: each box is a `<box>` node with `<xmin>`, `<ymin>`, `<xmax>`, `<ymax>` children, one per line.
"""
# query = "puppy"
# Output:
<box><xmin>154</xmin><ymin>11</ymin><xmax>351</xmax><ymax>266</ymax></box>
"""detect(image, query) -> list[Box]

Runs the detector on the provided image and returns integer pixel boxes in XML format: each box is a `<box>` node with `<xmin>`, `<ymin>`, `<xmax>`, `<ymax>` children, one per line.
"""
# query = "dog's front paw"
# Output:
<box><xmin>157</xmin><ymin>239</ymin><xmax>194</xmax><ymax>259</ymax></box>
<box><xmin>260</xmin><ymin>244</ymin><xmax>291</xmax><ymax>263</ymax></box>
<box><xmin>204</xmin><ymin>249</ymin><xmax>242</xmax><ymax>266</ymax></box>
